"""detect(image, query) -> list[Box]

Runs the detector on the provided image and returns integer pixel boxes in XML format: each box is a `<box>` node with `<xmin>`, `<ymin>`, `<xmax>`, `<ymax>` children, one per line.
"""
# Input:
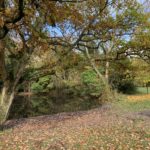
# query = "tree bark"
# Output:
<box><xmin>0</xmin><ymin>90</ymin><xmax>15</xmax><ymax>124</ymax></box>
<box><xmin>85</xmin><ymin>47</ymin><xmax>106</xmax><ymax>86</ymax></box>
<box><xmin>0</xmin><ymin>40</ymin><xmax>7</xmax><ymax>80</ymax></box>
<box><xmin>84</xmin><ymin>46</ymin><xmax>112</xmax><ymax>101</ymax></box>
<box><xmin>105</xmin><ymin>60</ymin><xmax>109</xmax><ymax>82</ymax></box>
<box><xmin>0</xmin><ymin>80</ymin><xmax>9</xmax><ymax>106</ymax></box>
<box><xmin>0</xmin><ymin>39</ymin><xmax>8</xmax><ymax>106</ymax></box>
<box><xmin>0</xmin><ymin>41</ymin><xmax>26</xmax><ymax>124</ymax></box>
<box><xmin>0</xmin><ymin>68</ymin><xmax>24</xmax><ymax>124</ymax></box>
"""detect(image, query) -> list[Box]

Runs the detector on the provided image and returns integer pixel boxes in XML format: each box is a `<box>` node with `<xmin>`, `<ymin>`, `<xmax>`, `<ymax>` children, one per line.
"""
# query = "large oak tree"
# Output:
<box><xmin>0</xmin><ymin>0</ymin><xmax>149</xmax><ymax>124</ymax></box>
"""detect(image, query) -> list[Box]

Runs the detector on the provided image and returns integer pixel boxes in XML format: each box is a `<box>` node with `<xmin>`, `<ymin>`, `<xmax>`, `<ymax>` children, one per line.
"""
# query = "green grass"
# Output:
<box><xmin>114</xmin><ymin>98</ymin><xmax>150</xmax><ymax>112</ymax></box>
<box><xmin>135</xmin><ymin>87</ymin><xmax>150</xmax><ymax>94</ymax></box>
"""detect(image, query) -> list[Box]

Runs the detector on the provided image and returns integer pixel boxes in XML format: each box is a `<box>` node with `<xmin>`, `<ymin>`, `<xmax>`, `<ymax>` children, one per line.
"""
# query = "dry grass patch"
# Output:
<box><xmin>127</xmin><ymin>94</ymin><xmax>150</xmax><ymax>102</ymax></box>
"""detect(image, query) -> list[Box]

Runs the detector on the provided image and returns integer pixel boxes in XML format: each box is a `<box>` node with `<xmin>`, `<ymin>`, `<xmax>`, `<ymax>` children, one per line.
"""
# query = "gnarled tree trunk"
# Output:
<box><xmin>0</xmin><ymin>39</ymin><xmax>26</xmax><ymax>124</ymax></box>
<box><xmin>0</xmin><ymin>87</ymin><xmax>15</xmax><ymax>124</ymax></box>
<box><xmin>0</xmin><ymin>39</ymin><xmax>9</xmax><ymax>124</ymax></box>
<box><xmin>0</xmin><ymin>69</ymin><xmax>24</xmax><ymax>124</ymax></box>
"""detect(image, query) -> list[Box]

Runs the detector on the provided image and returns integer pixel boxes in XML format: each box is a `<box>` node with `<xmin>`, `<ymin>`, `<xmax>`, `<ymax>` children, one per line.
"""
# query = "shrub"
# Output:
<box><xmin>81</xmin><ymin>70</ymin><xmax>105</xmax><ymax>97</ymax></box>
<box><xmin>109</xmin><ymin>72</ymin><xmax>136</xmax><ymax>94</ymax></box>
<box><xmin>31</xmin><ymin>75</ymin><xmax>52</xmax><ymax>92</ymax></box>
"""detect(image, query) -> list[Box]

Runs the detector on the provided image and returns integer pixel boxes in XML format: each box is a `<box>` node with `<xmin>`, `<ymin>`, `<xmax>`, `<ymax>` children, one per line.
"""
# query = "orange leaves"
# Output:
<box><xmin>127</xmin><ymin>94</ymin><xmax>150</xmax><ymax>102</ymax></box>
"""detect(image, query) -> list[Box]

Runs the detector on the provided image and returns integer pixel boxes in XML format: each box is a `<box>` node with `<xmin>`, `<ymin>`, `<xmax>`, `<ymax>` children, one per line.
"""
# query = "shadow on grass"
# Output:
<box><xmin>138</xmin><ymin>110</ymin><xmax>150</xmax><ymax>117</ymax></box>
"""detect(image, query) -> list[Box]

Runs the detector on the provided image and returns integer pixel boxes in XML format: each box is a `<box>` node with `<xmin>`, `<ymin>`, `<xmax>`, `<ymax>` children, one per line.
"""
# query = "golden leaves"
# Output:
<box><xmin>4</xmin><ymin>8</ymin><xmax>12</xmax><ymax>16</ymax></box>
<box><xmin>127</xmin><ymin>94</ymin><xmax>150</xmax><ymax>102</ymax></box>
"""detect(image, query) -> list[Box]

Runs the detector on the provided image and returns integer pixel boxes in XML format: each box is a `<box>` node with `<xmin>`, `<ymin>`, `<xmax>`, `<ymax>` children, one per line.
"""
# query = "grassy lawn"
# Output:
<box><xmin>135</xmin><ymin>87</ymin><xmax>150</xmax><ymax>94</ymax></box>
<box><xmin>115</xmin><ymin>97</ymin><xmax>150</xmax><ymax>112</ymax></box>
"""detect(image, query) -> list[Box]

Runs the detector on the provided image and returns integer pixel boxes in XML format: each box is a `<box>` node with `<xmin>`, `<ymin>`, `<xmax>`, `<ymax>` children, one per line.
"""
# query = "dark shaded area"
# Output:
<box><xmin>109</xmin><ymin>72</ymin><xmax>136</xmax><ymax>94</ymax></box>
<box><xmin>8</xmin><ymin>89</ymin><xmax>101</xmax><ymax>120</ymax></box>
<box><xmin>0</xmin><ymin>103</ymin><xmax>112</xmax><ymax>131</ymax></box>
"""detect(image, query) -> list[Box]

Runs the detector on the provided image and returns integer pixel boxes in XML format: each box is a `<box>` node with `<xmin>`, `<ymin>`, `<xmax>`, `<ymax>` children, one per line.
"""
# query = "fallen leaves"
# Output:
<box><xmin>127</xmin><ymin>94</ymin><xmax>150</xmax><ymax>102</ymax></box>
<box><xmin>0</xmin><ymin>106</ymin><xmax>149</xmax><ymax>150</ymax></box>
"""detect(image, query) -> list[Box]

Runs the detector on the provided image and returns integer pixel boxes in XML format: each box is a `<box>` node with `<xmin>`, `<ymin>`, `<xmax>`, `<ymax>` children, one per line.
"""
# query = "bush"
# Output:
<box><xmin>81</xmin><ymin>70</ymin><xmax>105</xmax><ymax>97</ymax></box>
<box><xmin>109</xmin><ymin>72</ymin><xmax>136</xmax><ymax>94</ymax></box>
<box><xmin>31</xmin><ymin>75</ymin><xmax>52</xmax><ymax>92</ymax></box>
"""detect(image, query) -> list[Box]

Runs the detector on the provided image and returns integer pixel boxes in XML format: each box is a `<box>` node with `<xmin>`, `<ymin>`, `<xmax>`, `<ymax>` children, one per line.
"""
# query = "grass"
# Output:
<box><xmin>39</xmin><ymin>125</ymin><xmax>150</xmax><ymax>150</ymax></box>
<box><xmin>135</xmin><ymin>87</ymin><xmax>150</xmax><ymax>94</ymax></box>
<box><xmin>114</xmin><ymin>87</ymin><xmax>150</xmax><ymax>112</ymax></box>
<box><xmin>115</xmin><ymin>99</ymin><xmax>150</xmax><ymax>112</ymax></box>
<box><xmin>0</xmin><ymin>91</ymin><xmax>150</xmax><ymax>150</ymax></box>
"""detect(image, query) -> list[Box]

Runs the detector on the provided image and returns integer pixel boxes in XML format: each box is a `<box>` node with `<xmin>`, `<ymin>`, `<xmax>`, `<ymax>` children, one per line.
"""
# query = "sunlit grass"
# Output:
<box><xmin>127</xmin><ymin>94</ymin><xmax>150</xmax><ymax>102</ymax></box>
<box><xmin>115</xmin><ymin>94</ymin><xmax>150</xmax><ymax>112</ymax></box>
<box><xmin>135</xmin><ymin>87</ymin><xmax>150</xmax><ymax>94</ymax></box>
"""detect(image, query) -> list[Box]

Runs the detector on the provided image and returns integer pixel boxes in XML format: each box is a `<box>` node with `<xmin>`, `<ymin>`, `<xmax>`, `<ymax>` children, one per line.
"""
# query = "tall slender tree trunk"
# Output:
<box><xmin>0</xmin><ymin>89</ymin><xmax>15</xmax><ymax>124</ymax></box>
<box><xmin>85</xmin><ymin>47</ymin><xmax>106</xmax><ymax>86</ymax></box>
<box><xmin>105</xmin><ymin>60</ymin><xmax>109</xmax><ymax>82</ymax></box>
<box><xmin>85</xmin><ymin>46</ymin><xmax>112</xmax><ymax>102</ymax></box>
<box><xmin>0</xmin><ymin>39</ymin><xmax>10</xmax><ymax>124</ymax></box>
<box><xmin>0</xmin><ymin>66</ymin><xmax>24</xmax><ymax>124</ymax></box>
<box><xmin>0</xmin><ymin>39</ymin><xmax>7</xmax><ymax>105</ymax></box>
<box><xmin>1</xmin><ymin>81</ymin><xmax>9</xmax><ymax>106</ymax></box>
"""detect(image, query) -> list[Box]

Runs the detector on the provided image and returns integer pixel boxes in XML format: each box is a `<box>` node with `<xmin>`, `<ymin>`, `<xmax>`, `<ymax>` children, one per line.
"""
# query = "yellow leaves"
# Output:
<box><xmin>4</xmin><ymin>8</ymin><xmax>12</xmax><ymax>16</ymax></box>
<box><xmin>127</xmin><ymin>94</ymin><xmax>150</xmax><ymax>102</ymax></box>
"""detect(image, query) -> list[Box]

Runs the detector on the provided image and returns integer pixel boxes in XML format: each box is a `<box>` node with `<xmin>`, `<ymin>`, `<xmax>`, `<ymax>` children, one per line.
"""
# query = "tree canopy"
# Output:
<box><xmin>0</xmin><ymin>0</ymin><xmax>150</xmax><ymax>124</ymax></box>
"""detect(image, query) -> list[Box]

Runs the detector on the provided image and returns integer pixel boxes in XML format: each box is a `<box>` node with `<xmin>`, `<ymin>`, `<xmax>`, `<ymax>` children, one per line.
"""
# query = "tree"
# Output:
<box><xmin>0</xmin><ymin>0</ymin><xmax>149</xmax><ymax>124</ymax></box>
<box><xmin>0</xmin><ymin>0</ymin><xmax>86</xmax><ymax>124</ymax></box>
<box><xmin>131</xmin><ymin>59</ymin><xmax>150</xmax><ymax>86</ymax></box>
